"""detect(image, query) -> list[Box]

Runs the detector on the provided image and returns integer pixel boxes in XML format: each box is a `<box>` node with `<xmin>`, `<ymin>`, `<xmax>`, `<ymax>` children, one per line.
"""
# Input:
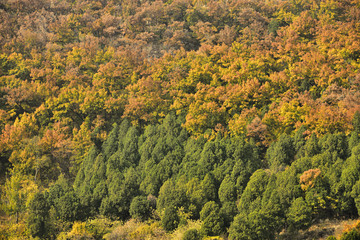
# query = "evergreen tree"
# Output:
<box><xmin>152</xmin><ymin>138</ymin><xmax>169</xmax><ymax>163</ymax></box>
<box><xmin>238</xmin><ymin>169</ymin><xmax>269</xmax><ymax>214</ymax></box>
<box><xmin>117</xmin><ymin>118</ymin><xmax>131</xmax><ymax>152</ymax></box>
<box><xmin>102</xmin><ymin>123</ymin><xmax>119</xmax><ymax>160</ymax></box>
<box><xmin>101</xmin><ymin>167</ymin><xmax>139</xmax><ymax>219</ymax></box>
<box><xmin>27</xmin><ymin>192</ymin><xmax>50</xmax><ymax>239</ymax></box>
<box><xmin>198</xmin><ymin>141</ymin><xmax>218</xmax><ymax>177</ymax></box>
<box><xmin>129</xmin><ymin>196</ymin><xmax>152</xmax><ymax>221</ymax></box>
<box><xmin>91</xmin><ymin>127</ymin><xmax>103</xmax><ymax>150</ymax></box>
<box><xmin>218</xmin><ymin>174</ymin><xmax>237</xmax><ymax>203</ymax></box>
<box><xmin>230</xmin><ymin>208</ymin><xmax>283</xmax><ymax>240</ymax></box>
<box><xmin>186</xmin><ymin>177</ymin><xmax>205</xmax><ymax>219</ymax></box>
<box><xmin>353</xmin><ymin>111</ymin><xmax>360</xmax><ymax>135</ymax></box>
<box><xmin>266</xmin><ymin>134</ymin><xmax>295</xmax><ymax>171</ymax></box>
<box><xmin>57</xmin><ymin>191</ymin><xmax>82</xmax><ymax>222</ymax></box>
<box><xmin>231</xmin><ymin>159</ymin><xmax>250</xmax><ymax>196</ymax></box>
<box><xmin>303</xmin><ymin>134</ymin><xmax>320</xmax><ymax>158</ymax></box>
<box><xmin>200</xmin><ymin>173</ymin><xmax>218</xmax><ymax>202</ymax></box>
<box><xmin>319</xmin><ymin>133</ymin><xmax>348</xmax><ymax>160</ymax></box>
<box><xmin>339</xmin><ymin>146</ymin><xmax>360</xmax><ymax>216</ymax></box>
<box><xmin>48</xmin><ymin>175</ymin><xmax>82</xmax><ymax>222</ymax></box>
<box><xmin>200</xmin><ymin>201</ymin><xmax>224</xmax><ymax>236</ymax></box>
<box><xmin>157</xmin><ymin>179</ymin><xmax>188</xmax><ymax>212</ymax></box>
<box><xmin>138</xmin><ymin>125</ymin><xmax>158</xmax><ymax>168</ymax></box>
<box><xmin>220</xmin><ymin>201</ymin><xmax>238</xmax><ymax>229</ymax></box>
<box><xmin>213</xmin><ymin>158</ymin><xmax>235</xmax><ymax>185</ymax></box>
<box><xmin>139</xmin><ymin>159</ymin><xmax>160</xmax><ymax>196</ymax></box>
<box><xmin>88</xmin><ymin>153</ymin><xmax>107</xmax><ymax>213</ymax></box>
<box><xmin>286</xmin><ymin>197</ymin><xmax>312</xmax><ymax>231</ymax></box>
<box><xmin>74</xmin><ymin>146</ymin><xmax>101</xmax><ymax>216</ymax></box>
<box><xmin>351</xmin><ymin>180</ymin><xmax>360</xmax><ymax>217</ymax></box>
<box><xmin>162</xmin><ymin>206</ymin><xmax>180</xmax><ymax>231</ymax></box>
<box><xmin>293</xmin><ymin>125</ymin><xmax>307</xmax><ymax>158</ymax></box>
<box><xmin>121</xmin><ymin>126</ymin><xmax>140</xmax><ymax>167</ymax></box>
<box><xmin>229</xmin><ymin>213</ymin><xmax>253</xmax><ymax>240</ymax></box>
<box><xmin>348</xmin><ymin>131</ymin><xmax>360</xmax><ymax>153</ymax></box>
<box><xmin>274</xmin><ymin>160</ymin><xmax>306</xmax><ymax>209</ymax></box>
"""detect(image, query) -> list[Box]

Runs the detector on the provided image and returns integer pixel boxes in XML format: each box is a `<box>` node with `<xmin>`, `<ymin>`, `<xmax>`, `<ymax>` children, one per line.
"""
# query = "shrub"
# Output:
<box><xmin>182</xmin><ymin>229</ymin><xmax>201</xmax><ymax>240</ymax></box>
<box><xmin>340</xmin><ymin>229</ymin><xmax>360</xmax><ymax>240</ymax></box>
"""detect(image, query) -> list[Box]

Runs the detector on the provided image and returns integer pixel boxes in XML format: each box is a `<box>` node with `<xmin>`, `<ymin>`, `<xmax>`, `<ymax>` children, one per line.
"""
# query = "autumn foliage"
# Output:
<box><xmin>1</xmin><ymin>0</ymin><xmax>360</xmax><ymax>239</ymax></box>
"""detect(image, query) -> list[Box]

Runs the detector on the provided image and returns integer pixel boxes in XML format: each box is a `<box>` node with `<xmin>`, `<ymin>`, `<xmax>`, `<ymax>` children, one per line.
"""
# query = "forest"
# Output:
<box><xmin>1</xmin><ymin>0</ymin><xmax>360</xmax><ymax>239</ymax></box>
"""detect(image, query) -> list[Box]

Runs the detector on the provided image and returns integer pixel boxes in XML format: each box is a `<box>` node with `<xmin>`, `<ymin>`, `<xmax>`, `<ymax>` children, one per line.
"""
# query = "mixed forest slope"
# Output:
<box><xmin>0</xmin><ymin>0</ymin><xmax>360</xmax><ymax>239</ymax></box>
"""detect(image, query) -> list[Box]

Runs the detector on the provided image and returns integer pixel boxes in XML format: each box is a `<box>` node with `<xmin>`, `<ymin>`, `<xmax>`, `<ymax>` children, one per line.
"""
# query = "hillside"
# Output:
<box><xmin>1</xmin><ymin>0</ymin><xmax>360</xmax><ymax>239</ymax></box>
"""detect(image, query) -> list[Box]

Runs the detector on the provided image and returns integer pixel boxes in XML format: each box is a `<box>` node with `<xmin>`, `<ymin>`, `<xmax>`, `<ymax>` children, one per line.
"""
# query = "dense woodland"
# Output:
<box><xmin>1</xmin><ymin>0</ymin><xmax>360</xmax><ymax>239</ymax></box>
